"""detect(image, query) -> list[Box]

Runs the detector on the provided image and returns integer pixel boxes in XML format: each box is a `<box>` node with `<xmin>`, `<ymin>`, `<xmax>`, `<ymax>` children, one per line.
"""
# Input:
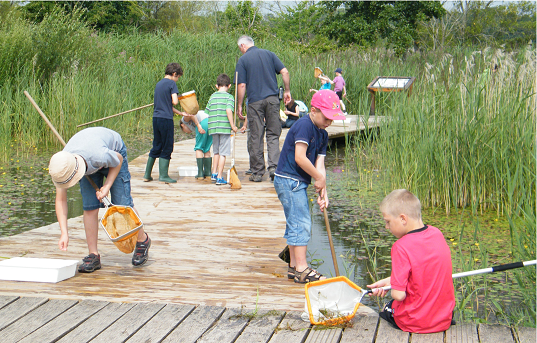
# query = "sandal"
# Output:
<box><xmin>288</xmin><ymin>265</ymin><xmax>296</xmax><ymax>280</ymax></box>
<box><xmin>294</xmin><ymin>267</ymin><xmax>324</xmax><ymax>284</ymax></box>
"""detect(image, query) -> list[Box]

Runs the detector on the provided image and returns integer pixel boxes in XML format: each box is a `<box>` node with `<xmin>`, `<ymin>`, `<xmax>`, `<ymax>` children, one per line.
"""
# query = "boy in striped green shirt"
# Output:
<box><xmin>206</xmin><ymin>73</ymin><xmax>238</xmax><ymax>185</ymax></box>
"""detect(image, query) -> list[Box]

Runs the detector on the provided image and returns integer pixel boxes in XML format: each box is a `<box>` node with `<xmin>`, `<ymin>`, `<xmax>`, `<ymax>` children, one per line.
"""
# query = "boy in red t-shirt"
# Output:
<box><xmin>368</xmin><ymin>189</ymin><xmax>455</xmax><ymax>333</ymax></box>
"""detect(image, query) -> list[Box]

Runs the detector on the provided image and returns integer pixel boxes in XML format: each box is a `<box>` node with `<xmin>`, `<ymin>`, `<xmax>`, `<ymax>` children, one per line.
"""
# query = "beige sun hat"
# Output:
<box><xmin>49</xmin><ymin>151</ymin><xmax>85</xmax><ymax>189</ymax></box>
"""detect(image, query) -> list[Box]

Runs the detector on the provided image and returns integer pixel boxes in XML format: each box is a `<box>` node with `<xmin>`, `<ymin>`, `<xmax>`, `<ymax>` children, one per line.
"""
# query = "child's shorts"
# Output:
<box><xmin>379</xmin><ymin>300</ymin><xmax>401</xmax><ymax>330</ymax></box>
<box><xmin>79</xmin><ymin>143</ymin><xmax>134</xmax><ymax>211</ymax></box>
<box><xmin>212</xmin><ymin>133</ymin><xmax>231</xmax><ymax>156</ymax></box>
<box><xmin>273</xmin><ymin>176</ymin><xmax>311</xmax><ymax>246</ymax></box>
<box><xmin>194</xmin><ymin>118</ymin><xmax>212</xmax><ymax>153</ymax></box>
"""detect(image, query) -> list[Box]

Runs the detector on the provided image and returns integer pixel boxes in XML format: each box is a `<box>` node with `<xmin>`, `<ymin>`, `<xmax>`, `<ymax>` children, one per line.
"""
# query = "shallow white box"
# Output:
<box><xmin>0</xmin><ymin>257</ymin><xmax>78</xmax><ymax>283</ymax></box>
<box><xmin>333</xmin><ymin>118</ymin><xmax>352</xmax><ymax>124</ymax></box>
<box><xmin>178</xmin><ymin>166</ymin><xmax>198</xmax><ymax>177</ymax></box>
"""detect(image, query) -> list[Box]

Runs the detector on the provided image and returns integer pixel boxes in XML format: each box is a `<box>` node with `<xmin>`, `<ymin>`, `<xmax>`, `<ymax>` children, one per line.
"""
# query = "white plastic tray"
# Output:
<box><xmin>0</xmin><ymin>257</ymin><xmax>78</xmax><ymax>283</ymax></box>
<box><xmin>178</xmin><ymin>166</ymin><xmax>198</xmax><ymax>177</ymax></box>
<box><xmin>333</xmin><ymin>118</ymin><xmax>352</xmax><ymax>124</ymax></box>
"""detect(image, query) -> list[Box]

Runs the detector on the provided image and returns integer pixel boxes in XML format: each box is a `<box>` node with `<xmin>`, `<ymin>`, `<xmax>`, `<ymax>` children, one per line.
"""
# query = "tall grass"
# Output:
<box><xmin>351</xmin><ymin>45</ymin><xmax>536</xmax><ymax>326</ymax></box>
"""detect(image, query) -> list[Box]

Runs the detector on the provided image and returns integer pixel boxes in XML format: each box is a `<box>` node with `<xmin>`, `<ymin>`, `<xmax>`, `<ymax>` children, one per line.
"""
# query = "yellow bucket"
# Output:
<box><xmin>314</xmin><ymin>67</ymin><xmax>323</xmax><ymax>78</ymax></box>
<box><xmin>178</xmin><ymin>90</ymin><xmax>199</xmax><ymax>115</ymax></box>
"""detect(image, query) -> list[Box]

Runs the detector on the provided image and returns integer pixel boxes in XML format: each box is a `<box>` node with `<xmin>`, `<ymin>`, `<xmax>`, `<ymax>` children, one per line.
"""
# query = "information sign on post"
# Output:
<box><xmin>367</xmin><ymin>76</ymin><xmax>416</xmax><ymax>116</ymax></box>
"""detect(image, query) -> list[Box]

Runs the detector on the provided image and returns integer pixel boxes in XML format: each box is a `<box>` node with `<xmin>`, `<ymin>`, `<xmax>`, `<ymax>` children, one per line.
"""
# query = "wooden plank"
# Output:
<box><xmin>478</xmin><ymin>324</ymin><xmax>515</xmax><ymax>343</ymax></box>
<box><xmin>1</xmin><ymin>299</ymin><xmax>77</xmax><ymax>342</ymax></box>
<box><xmin>374</xmin><ymin>318</ymin><xmax>409</xmax><ymax>343</ymax></box>
<box><xmin>234</xmin><ymin>310</ymin><xmax>285</xmax><ymax>343</ymax></box>
<box><xmin>197</xmin><ymin>308</ymin><xmax>251</xmax><ymax>343</ymax></box>
<box><xmin>305</xmin><ymin>325</ymin><xmax>342</xmax><ymax>343</ymax></box>
<box><xmin>0</xmin><ymin>296</ymin><xmax>47</xmax><ymax>331</ymax></box>
<box><xmin>445</xmin><ymin>323</ymin><xmax>479</xmax><ymax>343</ymax></box>
<box><xmin>515</xmin><ymin>326</ymin><xmax>536</xmax><ymax>343</ymax></box>
<box><xmin>268</xmin><ymin>311</ymin><xmax>310</xmax><ymax>343</ymax></box>
<box><xmin>57</xmin><ymin>302</ymin><xmax>135</xmax><ymax>343</ymax></box>
<box><xmin>411</xmin><ymin>331</ymin><xmax>444</xmax><ymax>343</ymax></box>
<box><xmin>91</xmin><ymin>302</ymin><xmax>165</xmax><ymax>343</ymax></box>
<box><xmin>18</xmin><ymin>300</ymin><xmax>108</xmax><ymax>343</ymax></box>
<box><xmin>340</xmin><ymin>315</ymin><xmax>379</xmax><ymax>343</ymax></box>
<box><xmin>126</xmin><ymin>303</ymin><xmax>195</xmax><ymax>343</ymax></box>
<box><xmin>162</xmin><ymin>305</ymin><xmax>225</xmax><ymax>343</ymax></box>
<box><xmin>0</xmin><ymin>295</ymin><xmax>18</xmax><ymax>310</ymax></box>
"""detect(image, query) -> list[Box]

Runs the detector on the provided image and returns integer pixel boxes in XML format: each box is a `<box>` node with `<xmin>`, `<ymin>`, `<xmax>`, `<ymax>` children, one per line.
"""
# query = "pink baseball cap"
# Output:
<box><xmin>310</xmin><ymin>90</ymin><xmax>346</xmax><ymax>120</ymax></box>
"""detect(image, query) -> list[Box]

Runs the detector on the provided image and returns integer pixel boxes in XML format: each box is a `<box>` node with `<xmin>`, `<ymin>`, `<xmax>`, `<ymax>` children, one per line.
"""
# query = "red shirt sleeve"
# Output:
<box><xmin>390</xmin><ymin>242</ymin><xmax>411</xmax><ymax>292</ymax></box>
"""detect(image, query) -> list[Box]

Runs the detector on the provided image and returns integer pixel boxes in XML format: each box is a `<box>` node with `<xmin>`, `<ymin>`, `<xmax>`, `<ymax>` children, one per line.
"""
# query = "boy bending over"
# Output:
<box><xmin>368</xmin><ymin>189</ymin><xmax>455</xmax><ymax>333</ymax></box>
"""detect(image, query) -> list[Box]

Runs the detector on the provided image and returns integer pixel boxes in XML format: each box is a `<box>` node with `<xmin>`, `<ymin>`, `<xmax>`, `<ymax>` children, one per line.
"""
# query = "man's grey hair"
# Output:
<box><xmin>237</xmin><ymin>35</ymin><xmax>254</xmax><ymax>47</ymax></box>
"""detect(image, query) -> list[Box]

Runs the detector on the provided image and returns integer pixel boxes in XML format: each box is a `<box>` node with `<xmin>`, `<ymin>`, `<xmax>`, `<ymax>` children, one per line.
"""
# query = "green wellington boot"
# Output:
<box><xmin>158</xmin><ymin>158</ymin><xmax>177</xmax><ymax>183</ymax></box>
<box><xmin>202</xmin><ymin>157</ymin><xmax>212</xmax><ymax>178</ymax></box>
<box><xmin>143</xmin><ymin>156</ymin><xmax>156</xmax><ymax>182</ymax></box>
<box><xmin>195</xmin><ymin>158</ymin><xmax>205</xmax><ymax>179</ymax></box>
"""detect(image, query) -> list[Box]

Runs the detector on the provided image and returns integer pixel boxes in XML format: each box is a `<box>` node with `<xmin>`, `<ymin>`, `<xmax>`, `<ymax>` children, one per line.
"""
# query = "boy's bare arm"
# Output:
<box><xmin>367</xmin><ymin>276</ymin><xmax>406</xmax><ymax>300</ymax></box>
<box><xmin>227</xmin><ymin>108</ymin><xmax>238</xmax><ymax>132</ymax></box>
<box><xmin>96</xmin><ymin>152</ymin><xmax>122</xmax><ymax>201</ymax></box>
<box><xmin>319</xmin><ymin>75</ymin><xmax>332</xmax><ymax>83</ymax></box>
<box><xmin>314</xmin><ymin>155</ymin><xmax>328</xmax><ymax>210</ymax></box>
<box><xmin>295</xmin><ymin>143</ymin><xmax>325</xmax><ymax>190</ymax></box>
<box><xmin>172</xmin><ymin>93</ymin><xmax>179</xmax><ymax>106</ymax></box>
<box><xmin>190</xmin><ymin>115</ymin><xmax>205</xmax><ymax>134</ymax></box>
<box><xmin>55</xmin><ymin>188</ymin><xmax>69</xmax><ymax>251</ymax></box>
<box><xmin>173</xmin><ymin>108</ymin><xmax>193</xmax><ymax>116</ymax></box>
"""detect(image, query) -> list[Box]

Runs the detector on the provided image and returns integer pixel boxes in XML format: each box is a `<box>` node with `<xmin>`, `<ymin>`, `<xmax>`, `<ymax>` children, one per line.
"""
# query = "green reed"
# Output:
<box><xmin>349</xmin><ymin>45</ymin><xmax>536</xmax><ymax>326</ymax></box>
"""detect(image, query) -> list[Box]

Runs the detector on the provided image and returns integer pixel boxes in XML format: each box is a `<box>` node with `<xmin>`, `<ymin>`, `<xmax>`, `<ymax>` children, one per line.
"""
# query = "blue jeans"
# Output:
<box><xmin>79</xmin><ymin>143</ymin><xmax>134</xmax><ymax>211</ymax></box>
<box><xmin>274</xmin><ymin>176</ymin><xmax>311</xmax><ymax>246</ymax></box>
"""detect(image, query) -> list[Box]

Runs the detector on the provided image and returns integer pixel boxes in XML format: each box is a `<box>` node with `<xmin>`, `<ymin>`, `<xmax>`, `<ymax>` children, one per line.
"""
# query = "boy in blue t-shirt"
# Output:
<box><xmin>273</xmin><ymin>90</ymin><xmax>345</xmax><ymax>283</ymax></box>
<box><xmin>143</xmin><ymin>62</ymin><xmax>190</xmax><ymax>184</ymax></box>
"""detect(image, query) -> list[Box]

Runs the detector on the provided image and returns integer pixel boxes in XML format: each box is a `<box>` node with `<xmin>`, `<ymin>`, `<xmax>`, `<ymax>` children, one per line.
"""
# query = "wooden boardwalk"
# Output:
<box><xmin>0</xmin><ymin>295</ymin><xmax>534</xmax><ymax>343</ymax></box>
<box><xmin>0</xmin><ymin>115</ymin><xmax>534</xmax><ymax>342</ymax></box>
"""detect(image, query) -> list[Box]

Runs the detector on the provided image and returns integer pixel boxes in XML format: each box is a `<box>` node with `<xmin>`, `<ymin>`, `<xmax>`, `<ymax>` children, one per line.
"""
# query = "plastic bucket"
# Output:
<box><xmin>178</xmin><ymin>90</ymin><xmax>199</xmax><ymax>115</ymax></box>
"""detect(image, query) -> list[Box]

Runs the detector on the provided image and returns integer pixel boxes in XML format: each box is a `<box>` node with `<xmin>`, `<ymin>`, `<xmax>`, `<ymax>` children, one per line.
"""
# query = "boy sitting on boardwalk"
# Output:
<box><xmin>180</xmin><ymin>110</ymin><xmax>213</xmax><ymax>179</ymax></box>
<box><xmin>273</xmin><ymin>89</ymin><xmax>345</xmax><ymax>283</ymax></box>
<box><xmin>368</xmin><ymin>189</ymin><xmax>455</xmax><ymax>333</ymax></box>
<box><xmin>206</xmin><ymin>73</ymin><xmax>237</xmax><ymax>185</ymax></box>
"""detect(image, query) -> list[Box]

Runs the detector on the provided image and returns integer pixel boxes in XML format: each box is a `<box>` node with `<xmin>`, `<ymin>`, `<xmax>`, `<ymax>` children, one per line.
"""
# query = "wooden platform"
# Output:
<box><xmin>0</xmin><ymin>115</ymin><xmax>382</xmax><ymax>312</ymax></box>
<box><xmin>0</xmin><ymin>114</ymin><xmax>533</xmax><ymax>341</ymax></box>
<box><xmin>0</xmin><ymin>295</ymin><xmax>533</xmax><ymax>343</ymax></box>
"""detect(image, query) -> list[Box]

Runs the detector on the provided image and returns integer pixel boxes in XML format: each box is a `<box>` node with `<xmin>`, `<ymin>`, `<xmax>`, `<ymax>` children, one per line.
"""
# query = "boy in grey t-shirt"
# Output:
<box><xmin>48</xmin><ymin>127</ymin><xmax>151</xmax><ymax>273</ymax></box>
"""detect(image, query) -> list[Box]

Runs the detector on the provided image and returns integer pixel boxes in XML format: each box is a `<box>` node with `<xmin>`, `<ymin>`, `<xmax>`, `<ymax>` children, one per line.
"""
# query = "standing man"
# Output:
<box><xmin>235</xmin><ymin>35</ymin><xmax>291</xmax><ymax>182</ymax></box>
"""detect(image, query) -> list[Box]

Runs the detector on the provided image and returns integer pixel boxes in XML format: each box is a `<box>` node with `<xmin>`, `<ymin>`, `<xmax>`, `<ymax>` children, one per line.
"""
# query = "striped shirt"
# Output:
<box><xmin>206</xmin><ymin>91</ymin><xmax>234</xmax><ymax>135</ymax></box>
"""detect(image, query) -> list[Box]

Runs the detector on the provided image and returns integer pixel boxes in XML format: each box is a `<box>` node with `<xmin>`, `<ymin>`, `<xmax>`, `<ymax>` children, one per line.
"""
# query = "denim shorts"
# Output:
<box><xmin>79</xmin><ymin>143</ymin><xmax>134</xmax><ymax>211</ymax></box>
<box><xmin>274</xmin><ymin>175</ymin><xmax>311</xmax><ymax>246</ymax></box>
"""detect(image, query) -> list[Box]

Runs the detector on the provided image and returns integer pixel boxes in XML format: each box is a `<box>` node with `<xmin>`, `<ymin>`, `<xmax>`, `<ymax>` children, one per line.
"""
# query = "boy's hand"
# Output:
<box><xmin>367</xmin><ymin>277</ymin><xmax>391</xmax><ymax>297</ymax></box>
<box><xmin>231</xmin><ymin>125</ymin><xmax>238</xmax><ymax>133</ymax></box>
<box><xmin>96</xmin><ymin>185</ymin><xmax>111</xmax><ymax>201</ymax></box>
<box><xmin>198</xmin><ymin>127</ymin><xmax>206</xmax><ymax>134</ymax></box>
<box><xmin>317</xmin><ymin>188</ymin><xmax>329</xmax><ymax>211</ymax></box>
<box><xmin>240</xmin><ymin>124</ymin><xmax>247</xmax><ymax>133</ymax></box>
<box><xmin>313</xmin><ymin>175</ymin><xmax>326</xmax><ymax>195</ymax></box>
<box><xmin>58</xmin><ymin>232</ymin><xmax>69</xmax><ymax>251</ymax></box>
